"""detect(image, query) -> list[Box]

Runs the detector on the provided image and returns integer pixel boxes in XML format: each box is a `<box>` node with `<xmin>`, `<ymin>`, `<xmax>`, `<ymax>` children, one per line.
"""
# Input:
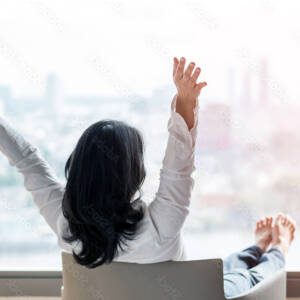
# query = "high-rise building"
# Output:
<box><xmin>0</xmin><ymin>85</ymin><xmax>12</xmax><ymax>114</ymax></box>
<box><xmin>259</xmin><ymin>59</ymin><xmax>268</xmax><ymax>107</ymax></box>
<box><xmin>198</xmin><ymin>103</ymin><xmax>231</xmax><ymax>152</ymax></box>
<box><xmin>243</xmin><ymin>69</ymin><xmax>252</xmax><ymax>110</ymax></box>
<box><xmin>45</xmin><ymin>73</ymin><xmax>62</xmax><ymax>114</ymax></box>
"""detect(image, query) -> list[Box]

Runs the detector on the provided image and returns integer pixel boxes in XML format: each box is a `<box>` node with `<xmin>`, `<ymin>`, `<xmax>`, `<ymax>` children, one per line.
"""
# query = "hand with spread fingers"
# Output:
<box><xmin>173</xmin><ymin>57</ymin><xmax>207</xmax><ymax>130</ymax></box>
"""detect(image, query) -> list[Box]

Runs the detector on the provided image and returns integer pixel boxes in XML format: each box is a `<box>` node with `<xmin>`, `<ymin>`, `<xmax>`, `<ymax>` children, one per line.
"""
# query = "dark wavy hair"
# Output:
<box><xmin>62</xmin><ymin>120</ymin><xmax>146</xmax><ymax>268</ymax></box>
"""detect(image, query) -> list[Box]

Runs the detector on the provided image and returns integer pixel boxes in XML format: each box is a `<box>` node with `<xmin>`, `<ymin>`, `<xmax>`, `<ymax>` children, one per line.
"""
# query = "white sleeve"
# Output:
<box><xmin>0</xmin><ymin>117</ymin><xmax>64</xmax><ymax>236</ymax></box>
<box><xmin>148</xmin><ymin>95</ymin><xmax>198</xmax><ymax>240</ymax></box>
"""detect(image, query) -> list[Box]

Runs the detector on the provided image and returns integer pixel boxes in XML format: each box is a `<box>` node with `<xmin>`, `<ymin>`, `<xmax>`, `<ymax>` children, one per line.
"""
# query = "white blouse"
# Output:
<box><xmin>0</xmin><ymin>96</ymin><xmax>197</xmax><ymax>263</ymax></box>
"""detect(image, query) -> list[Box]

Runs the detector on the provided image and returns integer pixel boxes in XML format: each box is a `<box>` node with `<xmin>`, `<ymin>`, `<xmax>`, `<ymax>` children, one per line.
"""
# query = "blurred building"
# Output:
<box><xmin>0</xmin><ymin>85</ymin><xmax>12</xmax><ymax>114</ymax></box>
<box><xmin>45</xmin><ymin>73</ymin><xmax>62</xmax><ymax>114</ymax></box>
<box><xmin>198</xmin><ymin>103</ymin><xmax>232</xmax><ymax>152</ymax></box>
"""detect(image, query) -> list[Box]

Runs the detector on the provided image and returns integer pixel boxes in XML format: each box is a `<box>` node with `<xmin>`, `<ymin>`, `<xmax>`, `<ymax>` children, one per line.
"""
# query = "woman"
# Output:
<box><xmin>0</xmin><ymin>57</ymin><xmax>204</xmax><ymax>267</ymax></box>
<box><xmin>0</xmin><ymin>57</ymin><xmax>295</xmax><ymax>298</ymax></box>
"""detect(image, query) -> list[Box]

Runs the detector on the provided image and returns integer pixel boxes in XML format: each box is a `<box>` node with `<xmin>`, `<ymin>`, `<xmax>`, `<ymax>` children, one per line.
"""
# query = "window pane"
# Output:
<box><xmin>0</xmin><ymin>0</ymin><xmax>299</xmax><ymax>270</ymax></box>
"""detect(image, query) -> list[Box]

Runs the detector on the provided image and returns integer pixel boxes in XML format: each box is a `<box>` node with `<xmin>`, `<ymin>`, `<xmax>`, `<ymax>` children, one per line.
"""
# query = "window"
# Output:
<box><xmin>0</xmin><ymin>0</ymin><xmax>299</xmax><ymax>271</ymax></box>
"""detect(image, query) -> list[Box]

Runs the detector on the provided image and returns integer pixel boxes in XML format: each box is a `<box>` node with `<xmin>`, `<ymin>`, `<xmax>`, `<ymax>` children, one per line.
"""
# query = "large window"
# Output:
<box><xmin>0</xmin><ymin>0</ymin><xmax>299</xmax><ymax>270</ymax></box>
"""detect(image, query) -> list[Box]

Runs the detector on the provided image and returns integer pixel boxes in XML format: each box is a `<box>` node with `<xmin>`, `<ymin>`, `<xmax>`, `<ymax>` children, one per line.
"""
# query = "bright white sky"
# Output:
<box><xmin>0</xmin><ymin>0</ymin><xmax>299</xmax><ymax>102</ymax></box>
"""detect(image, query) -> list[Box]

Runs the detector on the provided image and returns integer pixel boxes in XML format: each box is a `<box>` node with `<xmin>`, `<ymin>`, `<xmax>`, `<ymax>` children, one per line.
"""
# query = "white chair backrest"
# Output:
<box><xmin>228</xmin><ymin>269</ymin><xmax>286</xmax><ymax>300</ymax></box>
<box><xmin>62</xmin><ymin>252</ymin><xmax>225</xmax><ymax>300</ymax></box>
<box><xmin>62</xmin><ymin>252</ymin><xmax>286</xmax><ymax>300</ymax></box>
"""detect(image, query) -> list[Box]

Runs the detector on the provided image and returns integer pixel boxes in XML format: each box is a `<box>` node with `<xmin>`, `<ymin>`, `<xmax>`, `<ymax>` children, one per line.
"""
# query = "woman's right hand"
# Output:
<box><xmin>173</xmin><ymin>57</ymin><xmax>207</xmax><ymax>130</ymax></box>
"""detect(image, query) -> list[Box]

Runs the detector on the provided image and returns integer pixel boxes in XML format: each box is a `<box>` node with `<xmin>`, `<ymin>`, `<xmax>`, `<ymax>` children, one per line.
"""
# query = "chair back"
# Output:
<box><xmin>62</xmin><ymin>252</ymin><xmax>286</xmax><ymax>300</ymax></box>
<box><xmin>62</xmin><ymin>252</ymin><xmax>225</xmax><ymax>300</ymax></box>
<box><xmin>229</xmin><ymin>268</ymin><xmax>286</xmax><ymax>300</ymax></box>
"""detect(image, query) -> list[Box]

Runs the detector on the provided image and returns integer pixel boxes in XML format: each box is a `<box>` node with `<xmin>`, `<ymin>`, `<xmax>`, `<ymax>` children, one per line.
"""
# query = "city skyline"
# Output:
<box><xmin>0</xmin><ymin>56</ymin><xmax>300</xmax><ymax>270</ymax></box>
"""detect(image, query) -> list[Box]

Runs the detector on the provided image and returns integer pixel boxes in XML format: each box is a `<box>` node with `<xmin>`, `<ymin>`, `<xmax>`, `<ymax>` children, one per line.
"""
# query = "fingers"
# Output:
<box><xmin>191</xmin><ymin>67</ymin><xmax>201</xmax><ymax>82</ymax></box>
<box><xmin>184</xmin><ymin>62</ymin><xmax>195</xmax><ymax>79</ymax></box>
<box><xmin>174</xmin><ymin>57</ymin><xmax>185</xmax><ymax>80</ymax></box>
<box><xmin>173</xmin><ymin>56</ymin><xmax>207</xmax><ymax>98</ymax></box>
<box><xmin>173</xmin><ymin>56</ymin><xmax>206</xmax><ymax>84</ymax></box>
<box><xmin>195</xmin><ymin>81</ymin><xmax>207</xmax><ymax>93</ymax></box>
<box><xmin>173</xmin><ymin>57</ymin><xmax>179</xmax><ymax>77</ymax></box>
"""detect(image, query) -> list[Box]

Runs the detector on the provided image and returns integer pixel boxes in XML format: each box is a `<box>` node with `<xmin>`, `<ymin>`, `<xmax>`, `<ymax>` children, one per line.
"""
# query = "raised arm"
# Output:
<box><xmin>148</xmin><ymin>57</ymin><xmax>207</xmax><ymax>240</ymax></box>
<box><xmin>0</xmin><ymin>117</ymin><xmax>64</xmax><ymax>236</ymax></box>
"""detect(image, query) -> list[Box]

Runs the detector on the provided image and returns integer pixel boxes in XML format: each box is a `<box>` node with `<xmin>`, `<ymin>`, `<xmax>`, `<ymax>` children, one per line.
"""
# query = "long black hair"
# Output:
<box><xmin>62</xmin><ymin>120</ymin><xmax>146</xmax><ymax>268</ymax></box>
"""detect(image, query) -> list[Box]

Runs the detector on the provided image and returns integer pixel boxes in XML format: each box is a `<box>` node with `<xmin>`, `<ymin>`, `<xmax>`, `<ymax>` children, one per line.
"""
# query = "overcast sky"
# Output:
<box><xmin>0</xmin><ymin>0</ymin><xmax>299</xmax><ymax>102</ymax></box>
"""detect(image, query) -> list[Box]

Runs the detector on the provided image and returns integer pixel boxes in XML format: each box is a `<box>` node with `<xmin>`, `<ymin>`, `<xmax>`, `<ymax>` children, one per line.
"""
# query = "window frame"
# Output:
<box><xmin>0</xmin><ymin>271</ymin><xmax>61</xmax><ymax>297</ymax></box>
<box><xmin>0</xmin><ymin>271</ymin><xmax>299</xmax><ymax>297</ymax></box>
<box><xmin>287</xmin><ymin>272</ymin><xmax>300</xmax><ymax>298</ymax></box>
